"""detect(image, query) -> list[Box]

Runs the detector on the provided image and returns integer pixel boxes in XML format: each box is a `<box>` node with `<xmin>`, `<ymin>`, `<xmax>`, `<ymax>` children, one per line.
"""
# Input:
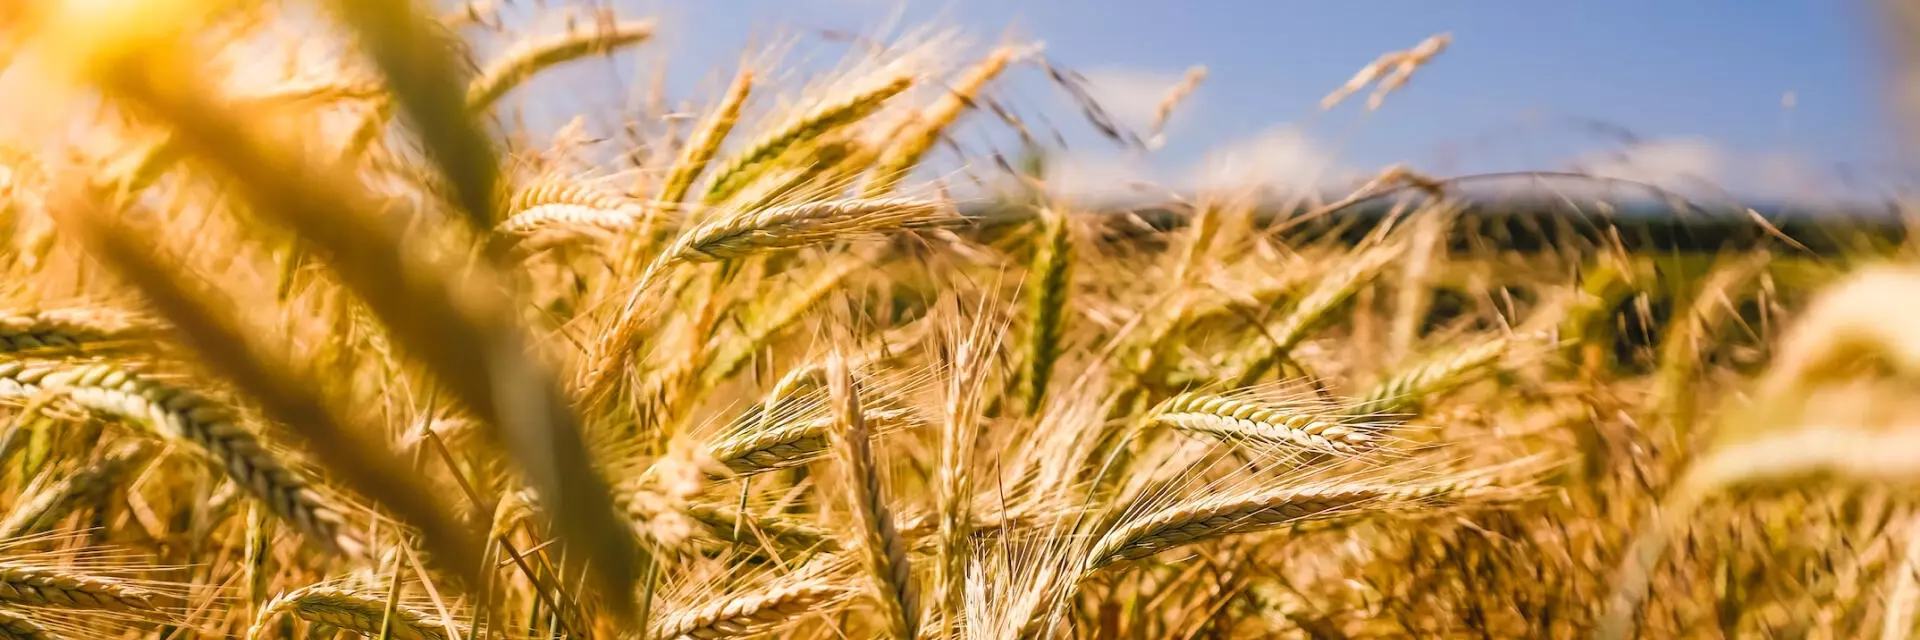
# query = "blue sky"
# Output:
<box><xmin>499</xmin><ymin>0</ymin><xmax>1898</xmax><ymax>202</ymax></box>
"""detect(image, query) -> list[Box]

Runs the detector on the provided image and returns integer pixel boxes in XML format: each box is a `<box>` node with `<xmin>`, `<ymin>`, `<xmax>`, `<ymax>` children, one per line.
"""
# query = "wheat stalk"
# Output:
<box><xmin>0</xmin><ymin>309</ymin><xmax>152</xmax><ymax>355</ymax></box>
<box><xmin>670</xmin><ymin>197</ymin><xmax>945</xmax><ymax>263</ymax></box>
<box><xmin>702</xmin><ymin>74</ymin><xmax>915</xmax><ymax>204</ymax></box>
<box><xmin>1146</xmin><ymin>65</ymin><xmax>1207</xmax><ymax>149</ymax></box>
<box><xmin>731</xmin><ymin>140</ymin><xmax>858</xmax><ymax>213</ymax></box>
<box><xmin>932</xmin><ymin>312</ymin><xmax>991</xmax><ymax>639</ymax></box>
<box><xmin>53</xmin><ymin>7</ymin><xmax>638</xmax><ymax>607</ymax></box>
<box><xmin>826</xmin><ymin>354</ymin><xmax>919</xmax><ymax>639</ymax></box>
<box><xmin>0</xmin><ymin>562</ymin><xmax>159</xmax><ymax>614</ymax></box>
<box><xmin>707</xmin><ymin>407</ymin><xmax>911</xmax><ymax>478</ymax></box>
<box><xmin>650</xmin><ymin>573</ymin><xmax>853</xmax><ymax>640</ymax></box>
<box><xmin>248</xmin><ymin>585</ymin><xmax>463</xmax><ymax>640</ymax></box>
<box><xmin>680</xmin><ymin>503</ymin><xmax>835</xmax><ymax>553</ymax></box>
<box><xmin>465</xmin><ymin>18</ymin><xmax>657</xmax><ymax>111</ymax></box>
<box><xmin>1151</xmin><ymin>392</ymin><xmax>1382</xmax><ymax>455</ymax></box>
<box><xmin>864</xmin><ymin>45</ymin><xmax>1025</xmax><ymax>196</ymax></box>
<box><xmin>701</xmin><ymin>255</ymin><xmax>866</xmax><ymax>385</ymax></box>
<box><xmin>658</xmin><ymin>66</ymin><xmax>754</xmax><ymax>206</ymax></box>
<box><xmin>1021</xmin><ymin>207</ymin><xmax>1072</xmax><ymax>410</ymax></box>
<box><xmin>1320</xmin><ymin>32</ymin><xmax>1452</xmax><ymax>110</ymax></box>
<box><xmin>0</xmin><ymin>360</ymin><xmax>364</xmax><ymax>558</ymax></box>
<box><xmin>1085</xmin><ymin>477</ymin><xmax>1510</xmax><ymax>571</ymax></box>
<box><xmin>1349</xmin><ymin>335</ymin><xmax>1510</xmax><ymax>417</ymax></box>
<box><xmin>1232</xmin><ymin>245</ymin><xmax>1400</xmax><ymax>386</ymax></box>
<box><xmin>0</xmin><ymin>441</ymin><xmax>153</xmax><ymax>539</ymax></box>
<box><xmin>495</xmin><ymin>178</ymin><xmax>646</xmax><ymax>237</ymax></box>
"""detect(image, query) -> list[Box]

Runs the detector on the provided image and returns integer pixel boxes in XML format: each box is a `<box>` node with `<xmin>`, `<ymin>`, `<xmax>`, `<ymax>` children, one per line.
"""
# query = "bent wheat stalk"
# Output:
<box><xmin>0</xmin><ymin>561</ymin><xmax>160</xmax><ymax>614</ymax></box>
<box><xmin>650</xmin><ymin>573</ymin><xmax>853</xmax><ymax>640</ymax></box>
<box><xmin>0</xmin><ymin>360</ymin><xmax>364</xmax><ymax>558</ymax></box>
<box><xmin>0</xmin><ymin>309</ymin><xmax>153</xmax><ymax>356</ymax></box>
<box><xmin>1085</xmin><ymin>477</ymin><xmax>1513</xmax><ymax>571</ymax></box>
<box><xmin>1349</xmin><ymin>335</ymin><xmax>1510</xmax><ymax>417</ymax></box>
<box><xmin>465</xmin><ymin>18</ymin><xmax>658</xmax><ymax>111</ymax></box>
<box><xmin>248</xmin><ymin>584</ymin><xmax>463</xmax><ymax>640</ymax></box>
<box><xmin>702</xmin><ymin>74</ymin><xmax>915</xmax><ymax>204</ymax></box>
<box><xmin>670</xmin><ymin>198</ymin><xmax>945</xmax><ymax>263</ymax></box>
<box><xmin>658</xmin><ymin>66</ymin><xmax>754</xmax><ymax>207</ymax></box>
<box><xmin>706</xmin><ymin>408</ymin><xmax>911</xmax><ymax>478</ymax></box>
<box><xmin>55</xmin><ymin>14</ymin><xmax>641</xmax><ymax>608</ymax></box>
<box><xmin>1150</xmin><ymin>392</ymin><xmax>1382</xmax><ymax>455</ymax></box>
<box><xmin>496</xmin><ymin>179</ymin><xmax>647</xmax><ymax>237</ymax></box>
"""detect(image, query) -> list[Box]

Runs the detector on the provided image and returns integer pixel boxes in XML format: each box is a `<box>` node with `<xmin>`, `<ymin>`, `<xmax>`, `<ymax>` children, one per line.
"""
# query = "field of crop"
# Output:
<box><xmin>0</xmin><ymin>1</ymin><xmax>1917</xmax><ymax>638</ymax></box>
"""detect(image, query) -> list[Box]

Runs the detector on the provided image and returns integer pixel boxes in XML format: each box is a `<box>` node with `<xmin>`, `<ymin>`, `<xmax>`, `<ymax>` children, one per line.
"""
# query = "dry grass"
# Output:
<box><xmin>0</xmin><ymin>1</ymin><xmax>1910</xmax><ymax>638</ymax></box>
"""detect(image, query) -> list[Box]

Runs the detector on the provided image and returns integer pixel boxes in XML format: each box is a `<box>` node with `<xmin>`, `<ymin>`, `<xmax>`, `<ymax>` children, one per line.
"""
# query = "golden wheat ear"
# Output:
<box><xmin>826</xmin><ymin>353</ymin><xmax>920</xmax><ymax>640</ymax></box>
<box><xmin>248</xmin><ymin>583</ymin><xmax>466</xmax><ymax>640</ymax></box>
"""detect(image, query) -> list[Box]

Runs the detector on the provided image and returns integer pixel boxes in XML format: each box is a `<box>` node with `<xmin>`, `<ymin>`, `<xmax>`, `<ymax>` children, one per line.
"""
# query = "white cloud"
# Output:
<box><xmin>1187</xmin><ymin>125</ymin><xmax>1346</xmax><ymax>194</ymax></box>
<box><xmin>1576</xmin><ymin>138</ymin><xmax>1727</xmax><ymax>192</ymax></box>
<box><xmin>1041</xmin><ymin>125</ymin><xmax>1349</xmax><ymax>200</ymax></box>
<box><xmin>1565</xmin><ymin>138</ymin><xmax>1850</xmax><ymax>204</ymax></box>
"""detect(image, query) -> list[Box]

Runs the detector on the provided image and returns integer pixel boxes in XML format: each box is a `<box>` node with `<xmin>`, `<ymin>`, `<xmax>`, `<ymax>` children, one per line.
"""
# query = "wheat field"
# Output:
<box><xmin>0</xmin><ymin>1</ymin><xmax>1915</xmax><ymax>638</ymax></box>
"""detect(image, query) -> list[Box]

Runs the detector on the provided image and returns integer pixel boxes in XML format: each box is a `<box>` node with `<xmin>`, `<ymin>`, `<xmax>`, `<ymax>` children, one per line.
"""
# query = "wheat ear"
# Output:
<box><xmin>1349</xmin><ymin>335</ymin><xmax>1509</xmax><ymax>417</ymax></box>
<box><xmin>827</xmin><ymin>354</ymin><xmax>919</xmax><ymax>639</ymax></box>
<box><xmin>0</xmin><ymin>441</ymin><xmax>153</xmax><ymax>538</ymax></box>
<box><xmin>0</xmin><ymin>360</ymin><xmax>364</xmax><ymax>558</ymax></box>
<box><xmin>248</xmin><ymin>585</ymin><xmax>463</xmax><ymax>640</ymax></box>
<box><xmin>707</xmin><ymin>407</ymin><xmax>911</xmax><ymax>478</ymax></box>
<box><xmin>701</xmin><ymin>256</ymin><xmax>865</xmax><ymax>385</ymax></box>
<box><xmin>1146</xmin><ymin>65</ymin><xmax>1207</xmax><ymax>148</ymax></box>
<box><xmin>650</xmin><ymin>573</ymin><xmax>853</xmax><ymax>640</ymax></box>
<box><xmin>864</xmin><ymin>45</ymin><xmax>1023</xmax><ymax>196</ymax></box>
<box><xmin>934</xmin><ymin>315</ymin><xmax>992</xmax><ymax>638</ymax></box>
<box><xmin>1021</xmin><ymin>207</ymin><xmax>1072</xmax><ymax>410</ymax></box>
<box><xmin>702</xmin><ymin>74</ymin><xmax>915</xmax><ymax>204</ymax></box>
<box><xmin>658</xmin><ymin>66</ymin><xmax>754</xmax><ymax>206</ymax></box>
<box><xmin>0</xmin><ymin>562</ymin><xmax>159</xmax><ymax>614</ymax></box>
<box><xmin>1085</xmin><ymin>477</ymin><xmax>1511</xmax><ymax>571</ymax></box>
<box><xmin>680</xmin><ymin>503</ymin><xmax>835</xmax><ymax>552</ymax></box>
<box><xmin>0</xmin><ymin>309</ymin><xmax>153</xmax><ymax>355</ymax></box>
<box><xmin>465</xmin><ymin>19</ymin><xmax>657</xmax><ymax>111</ymax></box>
<box><xmin>0</xmin><ymin>608</ymin><xmax>57</xmax><ymax>640</ymax></box>
<box><xmin>731</xmin><ymin>139</ymin><xmax>857</xmax><ymax>213</ymax></box>
<box><xmin>1151</xmin><ymin>392</ymin><xmax>1382</xmax><ymax>455</ymax></box>
<box><xmin>495</xmin><ymin>178</ymin><xmax>646</xmax><ymax>237</ymax></box>
<box><xmin>670</xmin><ymin>197</ymin><xmax>944</xmax><ymax>263</ymax></box>
<box><xmin>1233</xmin><ymin>245</ymin><xmax>1400</xmax><ymax>386</ymax></box>
<box><xmin>62</xmin><ymin>15</ymin><xmax>637</xmax><ymax>606</ymax></box>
